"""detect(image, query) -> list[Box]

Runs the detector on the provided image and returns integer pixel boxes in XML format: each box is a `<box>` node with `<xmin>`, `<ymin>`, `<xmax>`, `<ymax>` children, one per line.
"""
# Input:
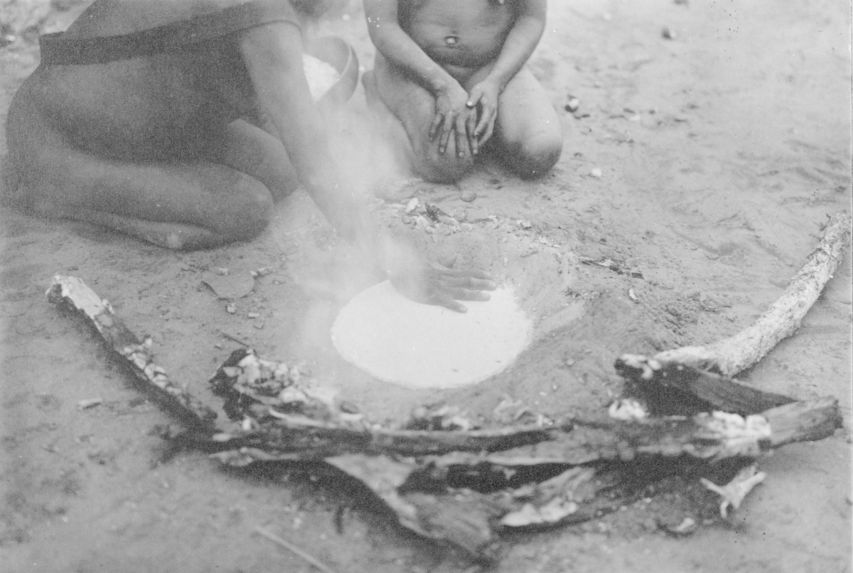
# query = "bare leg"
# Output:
<box><xmin>204</xmin><ymin>119</ymin><xmax>300</xmax><ymax>202</ymax></box>
<box><xmin>6</xmin><ymin>93</ymin><xmax>275</xmax><ymax>250</ymax></box>
<box><xmin>481</xmin><ymin>67</ymin><xmax>563</xmax><ymax>179</ymax></box>
<box><xmin>368</xmin><ymin>54</ymin><xmax>475</xmax><ymax>183</ymax></box>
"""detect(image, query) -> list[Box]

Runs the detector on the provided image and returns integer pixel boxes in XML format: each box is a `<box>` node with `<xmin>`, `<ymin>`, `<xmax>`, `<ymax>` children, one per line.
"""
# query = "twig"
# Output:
<box><xmin>652</xmin><ymin>211</ymin><xmax>851</xmax><ymax>376</ymax></box>
<box><xmin>216</xmin><ymin>329</ymin><xmax>251</xmax><ymax>347</ymax></box>
<box><xmin>254</xmin><ymin>526</ymin><xmax>338</xmax><ymax>573</ymax></box>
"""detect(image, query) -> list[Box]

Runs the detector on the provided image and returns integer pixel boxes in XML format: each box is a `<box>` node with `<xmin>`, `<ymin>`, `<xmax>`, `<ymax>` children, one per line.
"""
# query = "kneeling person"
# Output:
<box><xmin>5</xmin><ymin>0</ymin><xmax>357</xmax><ymax>250</ymax></box>
<box><xmin>363</xmin><ymin>0</ymin><xmax>563</xmax><ymax>183</ymax></box>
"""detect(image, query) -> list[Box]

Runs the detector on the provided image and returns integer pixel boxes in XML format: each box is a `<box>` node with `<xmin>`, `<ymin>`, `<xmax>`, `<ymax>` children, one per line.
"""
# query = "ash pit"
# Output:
<box><xmin>328</xmin><ymin>227</ymin><xmax>584</xmax><ymax>390</ymax></box>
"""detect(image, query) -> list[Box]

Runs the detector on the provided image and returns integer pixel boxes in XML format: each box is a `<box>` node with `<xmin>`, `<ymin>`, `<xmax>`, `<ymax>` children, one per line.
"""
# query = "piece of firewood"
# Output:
<box><xmin>47</xmin><ymin>275</ymin><xmax>218</xmax><ymax>430</ymax></box>
<box><xmin>651</xmin><ymin>211</ymin><xmax>851</xmax><ymax>376</ymax></box>
<box><xmin>209</xmin><ymin>414</ymin><xmax>561</xmax><ymax>459</ymax></box>
<box><xmin>614</xmin><ymin>355</ymin><xmax>796</xmax><ymax>416</ymax></box>
<box><xmin>47</xmin><ymin>275</ymin><xmax>844</xmax><ymax>563</ymax></box>
<box><xmin>210</xmin><ymin>397</ymin><xmax>840</xmax><ymax>472</ymax></box>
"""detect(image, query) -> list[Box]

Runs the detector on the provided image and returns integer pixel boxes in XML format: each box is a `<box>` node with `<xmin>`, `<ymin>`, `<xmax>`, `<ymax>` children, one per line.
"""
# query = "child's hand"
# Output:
<box><xmin>430</xmin><ymin>82</ymin><xmax>478</xmax><ymax>158</ymax></box>
<box><xmin>466</xmin><ymin>79</ymin><xmax>501</xmax><ymax>150</ymax></box>
<box><xmin>383</xmin><ymin>240</ymin><xmax>496</xmax><ymax>312</ymax></box>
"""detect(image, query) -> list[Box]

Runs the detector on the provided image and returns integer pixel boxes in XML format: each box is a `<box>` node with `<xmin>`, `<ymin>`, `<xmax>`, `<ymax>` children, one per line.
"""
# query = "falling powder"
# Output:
<box><xmin>331</xmin><ymin>281</ymin><xmax>533</xmax><ymax>389</ymax></box>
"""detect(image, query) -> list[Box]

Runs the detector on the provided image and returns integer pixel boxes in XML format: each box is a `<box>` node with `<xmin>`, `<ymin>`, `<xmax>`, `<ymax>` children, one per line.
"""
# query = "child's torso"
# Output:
<box><xmin>399</xmin><ymin>0</ymin><xmax>515</xmax><ymax>72</ymax></box>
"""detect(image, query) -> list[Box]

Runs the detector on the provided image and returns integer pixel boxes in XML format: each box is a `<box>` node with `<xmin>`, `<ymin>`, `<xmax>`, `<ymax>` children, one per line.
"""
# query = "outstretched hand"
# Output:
<box><xmin>384</xmin><ymin>241</ymin><xmax>496</xmax><ymax>312</ymax></box>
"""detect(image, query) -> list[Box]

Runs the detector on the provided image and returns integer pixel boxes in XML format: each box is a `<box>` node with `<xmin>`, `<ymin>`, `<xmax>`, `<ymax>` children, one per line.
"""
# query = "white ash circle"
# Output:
<box><xmin>331</xmin><ymin>281</ymin><xmax>532</xmax><ymax>389</ymax></box>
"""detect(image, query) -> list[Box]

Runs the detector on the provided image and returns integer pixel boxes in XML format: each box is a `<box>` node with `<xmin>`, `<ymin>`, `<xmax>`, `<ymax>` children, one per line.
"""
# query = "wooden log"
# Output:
<box><xmin>49</xmin><ymin>274</ymin><xmax>844</xmax><ymax>562</ymax></box>
<box><xmin>614</xmin><ymin>354</ymin><xmax>795</xmax><ymax>416</ymax></box>
<box><xmin>651</xmin><ymin>211</ymin><xmax>851</xmax><ymax>376</ymax></box>
<box><xmin>214</xmin><ymin>396</ymin><xmax>839</xmax><ymax>560</ymax></box>
<box><xmin>209</xmin><ymin>414</ymin><xmax>561</xmax><ymax>459</ymax></box>
<box><xmin>47</xmin><ymin>275</ymin><xmax>218</xmax><ymax>431</ymax></box>
<box><xmin>455</xmin><ymin>399</ymin><xmax>839</xmax><ymax>466</ymax></box>
<box><xmin>325</xmin><ymin>454</ymin><xmax>504</xmax><ymax>563</ymax></box>
<box><xmin>210</xmin><ymin>397</ymin><xmax>840</xmax><ymax>472</ymax></box>
<box><xmin>761</xmin><ymin>397</ymin><xmax>842</xmax><ymax>447</ymax></box>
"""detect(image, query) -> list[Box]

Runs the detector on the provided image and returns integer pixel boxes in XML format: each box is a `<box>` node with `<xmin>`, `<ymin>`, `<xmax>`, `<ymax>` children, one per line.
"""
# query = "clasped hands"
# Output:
<box><xmin>430</xmin><ymin>78</ymin><xmax>500</xmax><ymax>159</ymax></box>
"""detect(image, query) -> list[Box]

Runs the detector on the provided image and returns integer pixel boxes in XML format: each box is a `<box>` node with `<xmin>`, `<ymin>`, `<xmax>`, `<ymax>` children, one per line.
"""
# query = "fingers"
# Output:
<box><xmin>439</xmin><ymin>274</ymin><xmax>496</xmax><ymax>291</ymax></box>
<box><xmin>438</xmin><ymin>115</ymin><xmax>454</xmax><ymax>154</ymax></box>
<box><xmin>454</xmin><ymin>113</ymin><xmax>475</xmax><ymax>158</ymax></box>
<box><xmin>433</xmin><ymin>265</ymin><xmax>496</xmax><ymax>283</ymax></box>
<box><xmin>443</xmin><ymin>287</ymin><xmax>491</xmax><ymax>301</ymax></box>
<box><xmin>432</xmin><ymin>293</ymin><xmax>468</xmax><ymax>313</ymax></box>
<box><xmin>475</xmin><ymin>103</ymin><xmax>496</xmax><ymax>141</ymax></box>
<box><xmin>430</xmin><ymin>286</ymin><xmax>491</xmax><ymax>314</ymax></box>
<box><xmin>465</xmin><ymin>110</ymin><xmax>479</xmax><ymax>155</ymax></box>
<box><xmin>429</xmin><ymin>111</ymin><xmax>443</xmax><ymax>140</ymax></box>
<box><xmin>466</xmin><ymin>89</ymin><xmax>483</xmax><ymax>155</ymax></box>
<box><xmin>477</xmin><ymin>118</ymin><xmax>495</xmax><ymax>147</ymax></box>
<box><xmin>466</xmin><ymin>89</ymin><xmax>483</xmax><ymax>111</ymax></box>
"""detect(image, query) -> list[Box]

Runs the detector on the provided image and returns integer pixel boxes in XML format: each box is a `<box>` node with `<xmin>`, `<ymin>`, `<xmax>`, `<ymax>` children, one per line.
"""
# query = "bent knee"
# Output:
<box><xmin>501</xmin><ymin>134</ymin><xmax>563</xmax><ymax>179</ymax></box>
<box><xmin>214</xmin><ymin>177</ymin><xmax>274</xmax><ymax>240</ymax></box>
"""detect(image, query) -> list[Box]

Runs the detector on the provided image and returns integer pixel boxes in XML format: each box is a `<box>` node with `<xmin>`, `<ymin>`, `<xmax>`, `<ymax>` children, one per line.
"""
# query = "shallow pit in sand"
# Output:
<box><xmin>325</xmin><ymin>225</ymin><xmax>586</xmax><ymax>390</ymax></box>
<box><xmin>331</xmin><ymin>280</ymin><xmax>533</xmax><ymax>389</ymax></box>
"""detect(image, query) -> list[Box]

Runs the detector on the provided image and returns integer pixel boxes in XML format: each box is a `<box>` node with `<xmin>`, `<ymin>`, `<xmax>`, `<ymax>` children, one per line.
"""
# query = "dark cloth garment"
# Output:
<box><xmin>39</xmin><ymin>2</ymin><xmax>300</xmax><ymax>65</ymax></box>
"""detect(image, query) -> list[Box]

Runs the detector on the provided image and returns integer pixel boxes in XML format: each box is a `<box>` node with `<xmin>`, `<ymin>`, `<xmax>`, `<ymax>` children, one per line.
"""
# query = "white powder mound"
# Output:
<box><xmin>331</xmin><ymin>281</ymin><xmax>532</xmax><ymax>389</ymax></box>
<box><xmin>303</xmin><ymin>54</ymin><xmax>341</xmax><ymax>100</ymax></box>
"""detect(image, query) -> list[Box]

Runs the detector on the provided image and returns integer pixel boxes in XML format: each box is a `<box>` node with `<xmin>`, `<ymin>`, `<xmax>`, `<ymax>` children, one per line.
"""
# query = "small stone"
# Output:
<box><xmin>460</xmin><ymin>190</ymin><xmax>477</xmax><ymax>202</ymax></box>
<box><xmin>225</xmin><ymin>302</ymin><xmax>237</xmax><ymax>314</ymax></box>
<box><xmin>247</xmin><ymin>312</ymin><xmax>260</xmax><ymax>319</ymax></box>
<box><xmin>590</xmin><ymin>167</ymin><xmax>603</xmax><ymax>178</ymax></box>
<box><xmin>661</xmin><ymin>26</ymin><xmax>675</xmax><ymax>40</ymax></box>
<box><xmin>339</xmin><ymin>400</ymin><xmax>360</xmax><ymax>414</ymax></box>
<box><xmin>564</xmin><ymin>96</ymin><xmax>581</xmax><ymax>113</ymax></box>
<box><xmin>77</xmin><ymin>397</ymin><xmax>103</xmax><ymax>410</ymax></box>
<box><xmin>660</xmin><ymin>516</ymin><xmax>698</xmax><ymax>537</ymax></box>
<box><xmin>404</xmin><ymin>197</ymin><xmax>420</xmax><ymax>214</ymax></box>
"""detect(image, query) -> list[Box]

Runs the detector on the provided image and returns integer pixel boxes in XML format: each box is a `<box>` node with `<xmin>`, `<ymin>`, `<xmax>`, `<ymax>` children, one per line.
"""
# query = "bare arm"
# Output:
<box><xmin>239</xmin><ymin>22</ymin><xmax>494</xmax><ymax>310</ymax></box>
<box><xmin>239</xmin><ymin>23</ymin><xmax>371</xmax><ymax>242</ymax></box>
<box><xmin>468</xmin><ymin>0</ymin><xmax>547</xmax><ymax>143</ymax></box>
<box><xmin>487</xmin><ymin>0</ymin><xmax>547</xmax><ymax>90</ymax></box>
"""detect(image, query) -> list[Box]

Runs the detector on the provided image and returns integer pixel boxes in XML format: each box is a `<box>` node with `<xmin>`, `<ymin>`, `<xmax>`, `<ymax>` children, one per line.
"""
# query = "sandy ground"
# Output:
<box><xmin>1</xmin><ymin>1</ymin><xmax>851</xmax><ymax>572</ymax></box>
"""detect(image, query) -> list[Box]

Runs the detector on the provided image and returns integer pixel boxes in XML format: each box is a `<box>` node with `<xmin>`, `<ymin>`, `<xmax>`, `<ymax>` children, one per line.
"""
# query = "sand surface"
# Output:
<box><xmin>1</xmin><ymin>1</ymin><xmax>851</xmax><ymax>572</ymax></box>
